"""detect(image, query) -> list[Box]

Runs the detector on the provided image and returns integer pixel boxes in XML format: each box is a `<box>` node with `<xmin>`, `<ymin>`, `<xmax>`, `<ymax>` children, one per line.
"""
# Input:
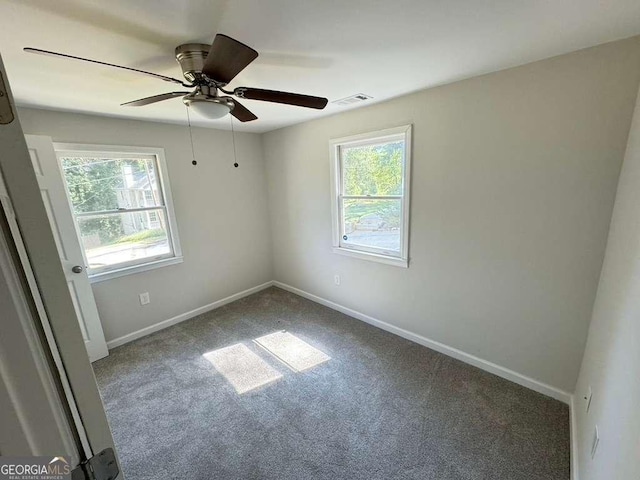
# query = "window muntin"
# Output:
<box><xmin>56</xmin><ymin>147</ymin><xmax>181</xmax><ymax>277</ymax></box>
<box><xmin>331</xmin><ymin>126</ymin><xmax>411</xmax><ymax>266</ymax></box>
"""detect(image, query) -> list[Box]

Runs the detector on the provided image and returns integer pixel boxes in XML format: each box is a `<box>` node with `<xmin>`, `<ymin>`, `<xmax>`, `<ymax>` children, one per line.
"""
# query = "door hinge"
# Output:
<box><xmin>0</xmin><ymin>70</ymin><xmax>15</xmax><ymax>125</ymax></box>
<box><xmin>71</xmin><ymin>448</ymin><xmax>120</xmax><ymax>480</ymax></box>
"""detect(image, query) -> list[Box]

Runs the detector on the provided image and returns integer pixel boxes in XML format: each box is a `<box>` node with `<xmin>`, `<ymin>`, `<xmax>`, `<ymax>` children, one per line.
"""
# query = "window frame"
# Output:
<box><xmin>329</xmin><ymin>124</ymin><xmax>412</xmax><ymax>268</ymax></box>
<box><xmin>53</xmin><ymin>143</ymin><xmax>183</xmax><ymax>283</ymax></box>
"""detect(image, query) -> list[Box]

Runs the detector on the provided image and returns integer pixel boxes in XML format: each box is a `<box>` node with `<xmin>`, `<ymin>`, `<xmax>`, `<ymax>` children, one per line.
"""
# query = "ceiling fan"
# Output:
<box><xmin>24</xmin><ymin>34</ymin><xmax>329</xmax><ymax>122</ymax></box>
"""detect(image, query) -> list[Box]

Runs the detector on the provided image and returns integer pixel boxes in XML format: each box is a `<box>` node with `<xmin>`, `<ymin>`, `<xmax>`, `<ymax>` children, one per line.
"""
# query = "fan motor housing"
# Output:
<box><xmin>175</xmin><ymin>43</ymin><xmax>211</xmax><ymax>83</ymax></box>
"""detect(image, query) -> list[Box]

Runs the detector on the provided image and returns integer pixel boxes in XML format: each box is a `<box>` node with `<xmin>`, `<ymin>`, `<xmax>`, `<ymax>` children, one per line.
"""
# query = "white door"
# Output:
<box><xmin>0</xmin><ymin>53</ymin><xmax>121</xmax><ymax>476</ymax></box>
<box><xmin>0</xmin><ymin>175</ymin><xmax>81</xmax><ymax>463</ymax></box>
<box><xmin>24</xmin><ymin>134</ymin><xmax>108</xmax><ymax>361</ymax></box>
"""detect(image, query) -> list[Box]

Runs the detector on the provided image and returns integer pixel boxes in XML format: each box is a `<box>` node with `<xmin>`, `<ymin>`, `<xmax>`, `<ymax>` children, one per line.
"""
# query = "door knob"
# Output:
<box><xmin>72</xmin><ymin>265</ymin><xmax>84</xmax><ymax>274</ymax></box>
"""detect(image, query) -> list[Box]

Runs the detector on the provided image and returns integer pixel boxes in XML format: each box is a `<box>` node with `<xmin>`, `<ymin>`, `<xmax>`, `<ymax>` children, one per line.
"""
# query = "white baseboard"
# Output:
<box><xmin>570</xmin><ymin>395</ymin><xmax>580</xmax><ymax>480</ymax></box>
<box><xmin>273</xmin><ymin>281</ymin><xmax>572</xmax><ymax>404</ymax></box>
<box><xmin>106</xmin><ymin>281</ymin><xmax>274</xmax><ymax>349</ymax></box>
<box><xmin>106</xmin><ymin>278</ymin><xmax>572</xmax><ymax>405</ymax></box>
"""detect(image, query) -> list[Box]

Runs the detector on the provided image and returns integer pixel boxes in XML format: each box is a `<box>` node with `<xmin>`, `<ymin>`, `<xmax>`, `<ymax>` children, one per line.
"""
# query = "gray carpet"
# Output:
<box><xmin>93</xmin><ymin>287</ymin><xmax>570</xmax><ymax>480</ymax></box>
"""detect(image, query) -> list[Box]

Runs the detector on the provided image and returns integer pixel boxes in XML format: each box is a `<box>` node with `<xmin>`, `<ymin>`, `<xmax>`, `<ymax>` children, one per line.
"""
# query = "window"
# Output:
<box><xmin>330</xmin><ymin>125</ymin><xmax>411</xmax><ymax>267</ymax></box>
<box><xmin>54</xmin><ymin>144</ymin><xmax>182</xmax><ymax>282</ymax></box>
<box><xmin>147</xmin><ymin>211</ymin><xmax>160</xmax><ymax>229</ymax></box>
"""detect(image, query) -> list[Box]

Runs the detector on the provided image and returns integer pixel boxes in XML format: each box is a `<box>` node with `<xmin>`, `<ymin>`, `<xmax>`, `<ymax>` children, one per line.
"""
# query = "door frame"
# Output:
<box><xmin>0</xmin><ymin>192</ymin><xmax>80</xmax><ymax>461</ymax></box>
<box><xmin>0</xmin><ymin>54</ymin><xmax>120</xmax><ymax>475</ymax></box>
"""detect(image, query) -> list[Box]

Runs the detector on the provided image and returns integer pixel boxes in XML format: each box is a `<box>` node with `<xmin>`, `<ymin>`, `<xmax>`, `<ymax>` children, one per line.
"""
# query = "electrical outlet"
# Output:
<box><xmin>586</xmin><ymin>386</ymin><xmax>593</xmax><ymax>413</ymax></box>
<box><xmin>591</xmin><ymin>426</ymin><xmax>600</xmax><ymax>459</ymax></box>
<box><xmin>334</xmin><ymin>274</ymin><xmax>341</xmax><ymax>286</ymax></box>
<box><xmin>139</xmin><ymin>292</ymin><xmax>150</xmax><ymax>305</ymax></box>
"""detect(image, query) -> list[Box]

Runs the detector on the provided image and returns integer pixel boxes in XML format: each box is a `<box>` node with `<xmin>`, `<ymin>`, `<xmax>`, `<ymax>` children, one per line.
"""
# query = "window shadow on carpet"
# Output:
<box><xmin>254</xmin><ymin>331</ymin><xmax>330</xmax><ymax>372</ymax></box>
<box><xmin>203</xmin><ymin>343</ymin><xmax>283</xmax><ymax>394</ymax></box>
<box><xmin>203</xmin><ymin>331</ymin><xmax>330</xmax><ymax>394</ymax></box>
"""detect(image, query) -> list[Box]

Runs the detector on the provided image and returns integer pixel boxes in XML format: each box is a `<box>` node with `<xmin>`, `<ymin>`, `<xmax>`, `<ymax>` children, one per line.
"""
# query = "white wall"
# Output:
<box><xmin>15</xmin><ymin>37</ymin><xmax>640</xmax><ymax>400</ymax></box>
<box><xmin>17</xmin><ymin>108</ymin><xmax>273</xmax><ymax>343</ymax></box>
<box><xmin>263</xmin><ymin>36</ymin><xmax>640</xmax><ymax>393</ymax></box>
<box><xmin>573</xmin><ymin>84</ymin><xmax>640</xmax><ymax>479</ymax></box>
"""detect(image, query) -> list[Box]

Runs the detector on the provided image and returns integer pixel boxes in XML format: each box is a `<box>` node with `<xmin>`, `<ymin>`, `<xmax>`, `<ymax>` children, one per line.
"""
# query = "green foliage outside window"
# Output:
<box><xmin>61</xmin><ymin>157</ymin><xmax>151</xmax><ymax>243</ymax></box>
<box><xmin>342</xmin><ymin>141</ymin><xmax>403</xmax><ymax>227</ymax></box>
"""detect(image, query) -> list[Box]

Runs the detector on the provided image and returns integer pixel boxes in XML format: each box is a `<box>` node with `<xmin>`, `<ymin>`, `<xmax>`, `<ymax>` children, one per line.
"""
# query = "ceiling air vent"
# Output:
<box><xmin>332</xmin><ymin>93</ymin><xmax>372</xmax><ymax>106</ymax></box>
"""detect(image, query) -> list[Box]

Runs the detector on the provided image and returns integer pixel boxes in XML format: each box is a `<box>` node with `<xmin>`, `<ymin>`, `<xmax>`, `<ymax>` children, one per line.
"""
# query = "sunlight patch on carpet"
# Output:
<box><xmin>254</xmin><ymin>331</ymin><xmax>330</xmax><ymax>372</ymax></box>
<box><xmin>203</xmin><ymin>343</ymin><xmax>283</xmax><ymax>394</ymax></box>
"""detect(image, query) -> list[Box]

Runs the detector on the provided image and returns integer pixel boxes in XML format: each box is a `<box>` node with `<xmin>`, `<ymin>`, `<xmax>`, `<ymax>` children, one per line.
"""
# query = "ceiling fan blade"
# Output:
<box><xmin>202</xmin><ymin>34</ymin><xmax>258</xmax><ymax>85</ymax></box>
<box><xmin>230</xmin><ymin>99</ymin><xmax>258</xmax><ymax>122</ymax></box>
<box><xmin>234</xmin><ymin>87</ymin><xmax>328</xmax><ymax>109</ymax></box>
<box><xmin>121</xmin><ymin>92</ymin><xmax>189</xmax><ymax>107</ymax></box>
<box><xmin>24</xmin><ymin>48</ymin><xmax>191</xmax><ymax>87</ymax></box>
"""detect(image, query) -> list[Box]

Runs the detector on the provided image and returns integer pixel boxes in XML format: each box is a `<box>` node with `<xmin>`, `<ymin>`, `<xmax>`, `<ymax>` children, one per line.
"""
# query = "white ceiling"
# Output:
<box><xmin>2</xmin><ymin>0</ymin><xmax>640</xmax><ymax>133</ymax></box>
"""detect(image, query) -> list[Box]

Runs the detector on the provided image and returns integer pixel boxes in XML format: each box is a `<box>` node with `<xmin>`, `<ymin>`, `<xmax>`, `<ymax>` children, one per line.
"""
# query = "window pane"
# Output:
<box><xmin>342</xmin><ymin>198</ymin><xmax>401</xmax><ymax>252</ymax></box>
<box><xmin>77</xmin><ymin>209</ymin><xmax>171</xmax><ymax>270</ymax></box>
<box><xmin>342</xmin><ymin>140</ymin><xmax>404</xmax><ymax>196</ymax></box>
<box><xmin>60</xmin><ymin>156</ymin><xmax>162</xmax><ymax>214</ymax></box>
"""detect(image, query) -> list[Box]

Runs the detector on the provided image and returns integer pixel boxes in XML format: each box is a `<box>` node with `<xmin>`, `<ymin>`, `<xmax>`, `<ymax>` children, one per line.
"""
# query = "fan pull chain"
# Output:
<box><xmin>230</xmin><ymin>114</ymin><xmax>239</xmax><ymax>168</ymax></box>
<box><xmin>186</xmin><ymin>105</ymin><xmax>197</xmax><ymax>166</ymax></box>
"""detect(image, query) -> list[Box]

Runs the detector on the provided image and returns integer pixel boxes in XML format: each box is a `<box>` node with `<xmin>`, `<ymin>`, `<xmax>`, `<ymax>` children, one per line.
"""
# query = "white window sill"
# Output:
<box><xmin>332</xmin><ymin>247</ymin><xmax>408</xmax><ymax>268</ymax></box>
<box><xmin>88</xmin><ymin>256</ymin><xmax>184</xmax><ymax>283</ymax></box>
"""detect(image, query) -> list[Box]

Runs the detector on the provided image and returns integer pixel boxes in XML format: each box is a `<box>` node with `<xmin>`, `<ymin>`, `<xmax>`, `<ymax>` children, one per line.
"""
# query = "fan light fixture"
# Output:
<box><xmin>184</xmin><ymin>96</ymin><xmax>234</xmax><ymax>119</ymax></box>
<box><xmin>24</xmin><ymin>34</ymin><xmax>329</xmax><ymax>124</ymax></box>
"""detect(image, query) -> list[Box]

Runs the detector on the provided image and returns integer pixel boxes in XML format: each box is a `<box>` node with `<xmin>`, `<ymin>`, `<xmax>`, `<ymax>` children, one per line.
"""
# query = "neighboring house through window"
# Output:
<box><xmin>54</xmin><ymin>144</ymin><xmax>182</xmax><ymax>281</ymax></box>
<box><xmin>330</xmin><ymin>125</ymin><xmax>412</xmax><ymax>267</ymax></box>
